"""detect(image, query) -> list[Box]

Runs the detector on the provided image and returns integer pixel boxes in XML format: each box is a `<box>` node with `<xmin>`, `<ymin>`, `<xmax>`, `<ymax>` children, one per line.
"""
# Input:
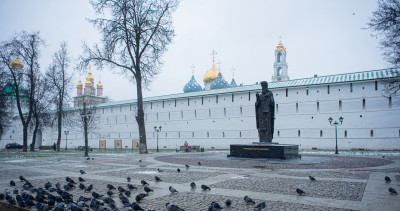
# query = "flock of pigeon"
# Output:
<box><xmin>0</xmin><ymin>160</ymin><xmax>398</xmax><ymax>211</ymax></box>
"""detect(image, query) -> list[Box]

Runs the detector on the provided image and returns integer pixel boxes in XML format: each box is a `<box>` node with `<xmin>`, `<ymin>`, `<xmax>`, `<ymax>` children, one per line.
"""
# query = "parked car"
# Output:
<box><xmin>5</xmin><ymin>143</ymin><xmax>23</xmax><ymax>149</ymax></box>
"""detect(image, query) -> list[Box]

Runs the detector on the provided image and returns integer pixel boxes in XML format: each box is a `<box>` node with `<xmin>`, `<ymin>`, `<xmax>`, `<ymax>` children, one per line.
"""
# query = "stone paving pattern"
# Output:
<box><xmin>0</xmin><ymin>151</ymin><xmax>398</xmax><ymax>211</ymax></box>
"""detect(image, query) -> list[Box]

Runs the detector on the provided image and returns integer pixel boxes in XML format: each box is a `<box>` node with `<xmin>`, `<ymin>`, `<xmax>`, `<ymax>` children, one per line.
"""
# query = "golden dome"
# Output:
<box><xmin>85</xmin><ymin>80</ymin><xmax>92</xmax><ymax>86</ymax></box>
<box><xmin>86</xmin><ymin>69</ymin><xmax>94</xmax><ymax>83</ymax></box>
<box><xmin>11</xmin><ymin>56</ymin><xmax>24</xmax><ymax>69</ymax></box>
<box><xmin>97</xmin><ymin>80</ymin><xmax>103</xmax><ymax>88</ymax></box>
<box><xmin>203</xmin><ymin>61</ymin><xmax>223</xmax><ymax>84</ymax></box>
<box><xmin>77</xmin><ymin>80</ymin><xmax>83</xmax><ymax>88</ymax></box>
<box><xmin>275</xmin><ymin>41</ymin><xmax>286</xmax><ymax>53</ymax></box>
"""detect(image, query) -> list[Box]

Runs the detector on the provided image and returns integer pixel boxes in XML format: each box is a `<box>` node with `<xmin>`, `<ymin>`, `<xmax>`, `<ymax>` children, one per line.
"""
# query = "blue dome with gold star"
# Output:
<box><xmin>210</xmin><ymin>72</ymin><xmax>230</xmax><ymax>90</ymax></box>
<box><xmin>230</xmin><ymin>78</ymin><xmax>237</xmax><ymax>87</ymax></box>
<box><xmin>183</xmin><ymin>75</ymin><xmax>202</xmax><ymax>93</ymax></box>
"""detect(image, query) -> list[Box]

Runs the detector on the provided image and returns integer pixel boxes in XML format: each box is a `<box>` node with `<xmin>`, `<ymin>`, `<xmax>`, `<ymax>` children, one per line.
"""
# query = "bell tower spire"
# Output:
<box><xmin>272</xmin><ymin>38</ymin><xmax>289</xmax><ymax>82</ymax></box>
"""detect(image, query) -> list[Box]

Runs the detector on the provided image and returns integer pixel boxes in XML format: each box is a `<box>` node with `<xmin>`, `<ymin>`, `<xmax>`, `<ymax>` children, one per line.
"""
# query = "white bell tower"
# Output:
<box><xmin>272</xmin><ymin>39</ymin><xmax>289</xmax><ymax>82</ymax></box>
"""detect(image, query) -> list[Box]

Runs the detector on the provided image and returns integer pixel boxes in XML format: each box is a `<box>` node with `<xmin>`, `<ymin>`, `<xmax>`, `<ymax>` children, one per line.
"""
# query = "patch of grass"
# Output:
<box><xmin>0</xmin><ymin>153</ymin><xmax>52</xmax><ymax>160</ymax></box>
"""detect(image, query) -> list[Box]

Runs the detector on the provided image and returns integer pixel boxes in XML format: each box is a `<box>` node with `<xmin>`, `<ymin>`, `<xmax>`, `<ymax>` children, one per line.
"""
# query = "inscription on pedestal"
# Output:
<box><xmin>229</xmin><ymin>143</ymin><xmax>299</xmax><ymax>159</ymax></box>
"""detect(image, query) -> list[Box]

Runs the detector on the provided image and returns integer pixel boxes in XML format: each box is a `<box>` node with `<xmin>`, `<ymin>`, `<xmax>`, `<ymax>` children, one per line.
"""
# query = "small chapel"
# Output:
<box><xmin>73</xmin><ymin>68</ymin><xmax>108</xmax><ymax>107</ymax></box>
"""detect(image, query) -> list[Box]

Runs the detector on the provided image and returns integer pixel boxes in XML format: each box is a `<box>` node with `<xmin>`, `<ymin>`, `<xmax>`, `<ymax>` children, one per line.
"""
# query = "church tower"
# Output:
<box><xmin>272</xmin><ymin>40</ymin><xmax>289</xmax><ymax>82</ymax></box>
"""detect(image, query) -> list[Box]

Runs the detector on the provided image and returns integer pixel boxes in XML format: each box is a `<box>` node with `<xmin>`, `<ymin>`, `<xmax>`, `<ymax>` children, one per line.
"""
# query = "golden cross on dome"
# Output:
<box><xmin>217</xmin><ymin>60</ymin><xmax>222</xmax><ymax>70</ymax></box>
<box><xmin>190</xmin><ymin>64</ymin><xmax>195</xmax><ymax>75</ymax></box>
<box><xmin>210</xmin><ymin>50</ymin><xmax>217</xmax><ymax>61</ymax></box>
<box><xmin>278</xmin><ymin>35</ymin><xmax>282</xmax><ymax>43</ymax></box>
<box><xmin>231</xmin><ymin>67</ymin><xmax>236</xmax><ymax>78</ymax></box>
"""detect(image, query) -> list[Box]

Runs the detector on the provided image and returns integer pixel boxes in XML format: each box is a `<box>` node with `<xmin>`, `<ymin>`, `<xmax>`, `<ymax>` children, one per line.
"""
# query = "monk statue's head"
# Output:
<box><xmin>260</xmin><ymin>81</ymin><xmax>268</xmax><ymax>94</ymax></box>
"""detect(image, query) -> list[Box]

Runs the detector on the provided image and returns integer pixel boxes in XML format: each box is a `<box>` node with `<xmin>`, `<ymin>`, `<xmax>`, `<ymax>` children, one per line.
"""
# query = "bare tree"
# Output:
<box><xmin>45</xmin><ymin>42</ymin><xmax>73</xmax><ymax>151</ymax></box>
<box><xmin>367</xmin><ymin>0</ymin><xmax>400</xmax><ymax>95</ymax></box>
<box><xmin>0</xmin><ymin>31</ymin><xmax>44</xmax><ymax>152</ymax></box>
<box><xmin>78</xmin><ymin>0</ymin><xmax>179</xmax><ymax>153</ymax></box>
<box><xmin>65</xmin><ymin>103</ymin><xmax>99</xmax><ymax>156</ymax></box>
<box><xmin>29</xmin><ymin>74</ymin><xmax>52</xmax><ymax>151</ymax></box>
<box><xmin>0</xmin><ymin>70</ymin><xmax>12</xmax><ymax>139</ymax></box>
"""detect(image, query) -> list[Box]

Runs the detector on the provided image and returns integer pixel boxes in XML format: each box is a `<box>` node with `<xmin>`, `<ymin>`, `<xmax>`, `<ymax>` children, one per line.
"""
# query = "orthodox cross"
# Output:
<box><xmin>190</xmin><ymin>64</ymin><xmax>195</xmax><ymax>75</ymax></box>
<box><xmin>217</xmin><ymin>60</ymin><xmax>222</xmax><ymax>70</ymax></box>
<box><xmin>278</xmin><ymin>35</ymin><xmax>282</xmax><ymax>42</ymax></box>
<box><xmin>210</xmin><ymin>50</ymin><xmax>217</xmax><ymax>61</ymax></box>
<box><xmin>231</xmin><ymin>67</ymin><xmax>236</xmax><ymax>78</ymax></box>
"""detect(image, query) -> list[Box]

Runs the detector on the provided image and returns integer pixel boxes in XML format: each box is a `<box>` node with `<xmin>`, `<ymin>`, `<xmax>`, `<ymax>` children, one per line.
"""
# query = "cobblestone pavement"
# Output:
<box><xmin>0</xmin><ymin>151</ymin><xmax>399</xmax><ymax>211</ymax></box>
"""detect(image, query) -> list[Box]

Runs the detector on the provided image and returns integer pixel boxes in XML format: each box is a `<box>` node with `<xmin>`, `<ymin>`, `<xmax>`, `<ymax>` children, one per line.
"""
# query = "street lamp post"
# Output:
<box><xmin>64</xmin><ymin>130</ymin><xmax>69</xmax><ymax>151</ymax></box>
<box><xmin>328</xmin><ymin>117</ymin><xmax>344</xmax><ymax>154</ymax></box>
<box><xmin>81</xmin><ymin>102</ymin><xmax>92</xmax><ymax>157</ymax></box>
<box><xmin>154</xmin><ymin>126</ymin><xmax>162</xmax><ymax>152</ymax></box>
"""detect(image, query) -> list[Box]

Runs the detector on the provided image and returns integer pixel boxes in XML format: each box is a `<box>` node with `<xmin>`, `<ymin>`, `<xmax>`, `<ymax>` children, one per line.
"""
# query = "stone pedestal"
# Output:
<box><xmin>228</xmin><ymin>142</ymin><xmax>299</xmax><ymax>159</ymax></box>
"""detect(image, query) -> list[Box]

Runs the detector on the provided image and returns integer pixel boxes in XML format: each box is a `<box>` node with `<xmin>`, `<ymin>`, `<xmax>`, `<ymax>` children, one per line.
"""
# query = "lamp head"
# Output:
<box><xmin>159</xmin><ymin>126</ymin><xmax>162</xmax><ymax>131</ymax></box>
<box><xmin>328</xmin><ymin>117</ymin><xmax>333</xmax><ymax>124</ymax></box>
<box><xmin>339</xmin><ymin>117</ymin><xmax>344</xmax><ymax>123</ymax></box>
<box><xmin>154</xmin><ymin>126</ymin><xmax>157</xmax><ymax>131</ymax></box>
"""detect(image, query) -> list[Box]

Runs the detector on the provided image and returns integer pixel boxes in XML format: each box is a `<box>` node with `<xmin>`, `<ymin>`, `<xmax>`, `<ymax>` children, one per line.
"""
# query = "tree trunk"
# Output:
<box><xmin>135</xmin><ymin>76</ymin><xmax>148</xmax><ymax>154</ymax></box>
<box><xmin>31</xmin><ymin>117</ymin><xmax>38</xmax><ymax>152</ymax></box>
<box><xmin>22</xmin><ymin>124</ymin><xmax>28</xmax><ymax>152</ymax></box>
<box><xmin>84</xmin><ymin>102</ymin><xmax>89</xmax><ymax>157</ymax></box>
<box><xmin>56</xmin><ymin>105</ymin><xmax>62</xmax><ymax>151</ymax></box>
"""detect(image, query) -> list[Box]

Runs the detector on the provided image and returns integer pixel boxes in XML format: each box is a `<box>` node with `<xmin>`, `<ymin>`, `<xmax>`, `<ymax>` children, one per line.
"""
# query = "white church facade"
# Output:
<box><xmin>1</xmin><ymin>41</ymin><xmax>400</xmax><ymax>151</ymax></box>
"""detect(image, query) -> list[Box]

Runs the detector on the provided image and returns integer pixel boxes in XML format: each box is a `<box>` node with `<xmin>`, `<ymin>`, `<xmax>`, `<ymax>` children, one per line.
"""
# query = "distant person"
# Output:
<box><xmin>184</xmin><ymin>141</ymin><xmax>189</xmax><ymax>152</ymax></box>
<box><xmin>53</xmin><ymin>143</ymin><xmax>56</xmax><ymax>151</ymax></box>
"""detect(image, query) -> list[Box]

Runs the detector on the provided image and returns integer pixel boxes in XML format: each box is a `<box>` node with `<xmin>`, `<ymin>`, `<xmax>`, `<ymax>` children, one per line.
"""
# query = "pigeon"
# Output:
<box><xmin>85</xmin><ymin>184</ymin><xmax>93</xmax><ymax>192</ymax></box>
<box><xmin>79</xmin><ymin>183</ymin><xmax>86</xmax><ymax>190</ymax></box>
<box><xmin>127</xmin><ymin>177</ymin><xmax>131</xmax><ymax>182</ymax></box>
<box><xmin>309</xmin><ymin>176</ymin><xmax>316</xmax><ymax>182</ymax></box>
<box><xmin>385</xmin><ymin>176</ymin><xmax>391</xmax><ymax>182</ymax></box>
<box><xmin>155</xmin><ymin>176</ymin><xmax>162</xmax><ymax>182</ymax></box>
<box><xmin>78</xmin><ymin>177</ymin><xmax>85</xmax><ymax>182</ymax></box>
<box><xmin>244</xmin><ymin>196</ymin><xmax>255</xmax><ymax>205</ymax></box>
<box><xmin>0</xmin><ymin>193</ymin><xmax>4</xmax><ymax>200</ymax></box>
<box><xmin>86</xmin><ymin>157</ymin><xmax>90</xmax><ymax>160</ymax></box>
<box><xmin>225</xmin><ymin>199</ymin><xmax>231</xmax><ymax>207</ymax></box>
<box><xmin>55</xmin><ymin>182</ymin><xmax>61</xmax><ymax>189</ymax></box>
<box><xmin>9</xmin><ymin>180</ymin><xmax>16</xmax><ymax>186</ymax></box>
<box><xmin>91</xmin><ymin>191</ymin><xmax>100</xmax><ymax>199</ymax></box>
<box><xmin>80</xmin><ymin>170</ymin><xmax>86</xmax><ymax>174</ymax></box>
<box><xmin>135</xmin><ymin>194</ymin><xmax>143</xmax><ymax>203</ymax></box>
<box><xmin>118</xmin><ymin>186</ymin><xmax>126</xmax><ymax>193</ymax></box>
<box><xmin>255</xmin><ymin>202</ymin><xmax>266</xmax><ymax>210</ymax></box>
<box><xmin>190</xmin><ymin>182</ymin><xmax>196</xmax><ymax>189</ymax></box>
<box><xmin>144</xmin><ymin>186</ymin><xmax>153</xmax><ymax>193</ymax></box>
<box><xmin>169</xmin><ymin>186</ymin><xmax>178</xmax><ymax>194</ymax></box>
<box><xmin>185</xmin><ymin>164</ymin><xmax>190</xmax><ymax>168</ymax></box>
<box><xmin>44</xmin><ymin>182</ymin><xmax>52</xmax><ymax>190</ymax></box>
<box><xmin>127</xmin><ymin>184</ymin><xmax>137</xmax><ymax>190</ymax></box>
<box><xmin>177</xmin><ymin>168</ymin><xmax>181</xmax><ymax>173</ymax></box>
<box><xmin>157</xmin><ymin>168</ymin><xmax>163</xmax><ymax>173</ymax></box>
<box><xmin>201</xmin><ymin>184</ymin><xmax>211</xmax><ymax>191</ymax></box>
<box><xmin>64</xmin><ymin>185</ymin><xmax>72</xmax><ymax>191</ymax></box>
<box><xmin>107</xmin><ymin>184</ymin><xmax>116</xmax><ymax>190</ymax></box>
<box><xmin>12</xmin><ymin>188</ymin><xmax>18</xmax><ymax>195</ymax></box>
<box><xmin>107</xmin><ymin>190</ymin><xmax>114</xmax><ymax>196</ymax></box>
<box><xmin>125</xmin><ymin>190</ymin><xmax>131</xmax><ymax>197</ymax></box>
<box><xmin>296</xmin><ymin>188</ymin><xmax>305</xmax><ymax>196</ymax></box>
<box><xmin>198</xmin><ymin>162</ymin><xmax>201</xmax><ymax>166</ymax></box>
<box><xmin>166</xmin><ymin>202</ymin><xmax>185</xmax><ymax>211</ymax></box>
<box><xmin>131</xmin><ymin>202</ymin><xmax>144</xmax><ymax>210</ymax></box>
<box><xmin>389</xmin><ymin>187</ymin><xmax>398</xmax><ymax>194</ymax></box>
<box><xmin>210</xmin><ymin>201</ymin><xmax>223</xmax><ymax>209</ymax></box>
<box><xmin>138</xmin><ymin>159</ymin><xmax>142</xmax><ymax>163</ymax></box>
<box><xmin>19</xmin><ymin>175</ymin><xmax>26</xmax><ymax>182</ymax></box>
<box><xmin>66</xmin><ymin>177</ymin><xmax>76</xmax><ymax>184</ymax></box>
<box><xmin>141</xmin><ymin>180</ymin><xmax>149</xmax><ymax>186</ymax></box>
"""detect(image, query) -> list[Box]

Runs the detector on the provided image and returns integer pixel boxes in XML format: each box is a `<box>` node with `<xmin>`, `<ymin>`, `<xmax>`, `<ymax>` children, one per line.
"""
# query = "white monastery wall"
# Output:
<box><xmin>1</xmin><ymin>79</ymin><xmax>400</xmax><ymax>151</ymax></box>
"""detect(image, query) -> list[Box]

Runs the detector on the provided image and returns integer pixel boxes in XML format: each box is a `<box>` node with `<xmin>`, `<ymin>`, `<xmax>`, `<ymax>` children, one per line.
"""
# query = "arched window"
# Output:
<box><xmin>277</xmin><ymin>67</ymin><xmax>282</xmax><ymax>76</ymax></box>
<box><xmin>277</xmin><ymin>53</ymin><xmax>282</xmax><ymax>62</ymax></box>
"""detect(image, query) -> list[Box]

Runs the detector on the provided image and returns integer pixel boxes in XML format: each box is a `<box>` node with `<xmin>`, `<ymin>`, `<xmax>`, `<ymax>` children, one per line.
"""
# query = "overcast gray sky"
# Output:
<box><xmin>0</xmin><ymin>0</ymin><xmax>387</xmax><ymax>102</ymax></box>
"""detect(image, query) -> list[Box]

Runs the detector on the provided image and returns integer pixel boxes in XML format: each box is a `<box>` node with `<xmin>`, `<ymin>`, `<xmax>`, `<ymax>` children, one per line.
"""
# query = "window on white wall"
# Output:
<box><xmin>232</xmin><ymin>93</ymin><xmax>234</xmax><ymax>102</ymax></box>
<box><xmin>370</xmin><ymin>130</ymin><xmax>374</xmax><ymax>137</ymax></box>
<box><xmin>296</xmin><ymin>103</ymin><xmax>299</xmax><ymax>113</ymax></box>
<box><xmin>389</xmin><ymin>96</ymin><xmax>392</xmax><ymax>108</ymax></box>
<box><xmin>327</xmin><ymin>85</ymin><xmax>330</xmax><ymax>94</ymax></box>
<box><xmin>223</xmin><ymin>132</ymin><xmax>225</xmax><ymax>138</ymax></box>
<box><xmin>277</xmin><ymin>130</ymin><xmax>280</xmax><ymax>136</ymax></box>
<box><xmin>276</xmin><ymin>104</ymin><xmax>279</xmax><ymax>114</ymax></box>
<box><xmin>339</xmin><ymin>100</ymin><xmax>342</xmax><ymax>112</ymax></box>
<box><xmin>207</xmin><ymin>132</ymin><xmax>209</xmax><ymax>138</ymax></box>
<box><xmin>362</xmin><ymin>99</ymin><xmax>366</xmax><ymax>110</ymax></box>
<box><xmin>350</xmin><ymin>83</ymin><xmax>353</xmax><ymax>92</ymax></box>
<box><xmin>285</xmin><ymin>88</ymin><xmax>288</xmax><ymax>97</ymax></box>
<box><xmin>306</xmin><ymin>87</ymin><xmax>309</xmax><ymax>95</ymax></box>
<box><xmin>320</xmin><ymin>130</ymin><xmax>323</xmax><ymax>137</ymax></box>
<box><xmin>298</xmin><ymin>130</ymin><xmax>301</xmax><ymax>137</ymax></box>
<box><xmin>375</xmin><ymin>81</ymin><xmax>378</xmax><ymax>90</ymax></box>
<box><xmin>216</xmin><ymin>95</ymin><xmax>218</xmax><ymax>104</ymax></box>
